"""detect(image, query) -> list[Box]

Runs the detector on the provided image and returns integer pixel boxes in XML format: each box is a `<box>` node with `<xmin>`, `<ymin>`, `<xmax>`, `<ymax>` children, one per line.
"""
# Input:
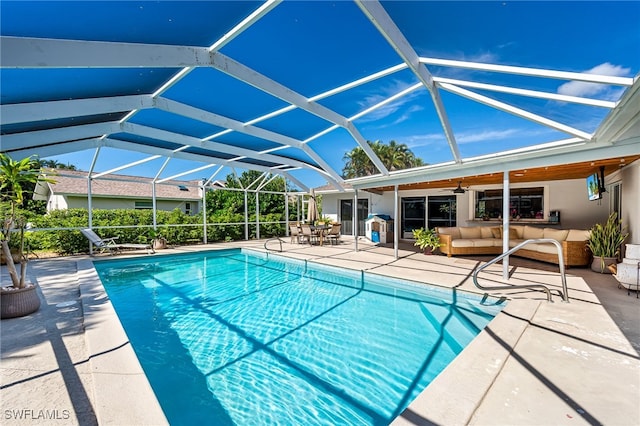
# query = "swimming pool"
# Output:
<box><xmin>94</xmin><ymin>249</ymin><xmax>504</xmax><ymax>425</ymax></box>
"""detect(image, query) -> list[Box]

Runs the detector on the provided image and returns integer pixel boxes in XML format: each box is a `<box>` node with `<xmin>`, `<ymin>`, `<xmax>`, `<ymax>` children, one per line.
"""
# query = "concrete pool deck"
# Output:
<box><xmin>1</xmin><ymin>237</ymin><xmax>638</xmax><ymax>425</ymax></box>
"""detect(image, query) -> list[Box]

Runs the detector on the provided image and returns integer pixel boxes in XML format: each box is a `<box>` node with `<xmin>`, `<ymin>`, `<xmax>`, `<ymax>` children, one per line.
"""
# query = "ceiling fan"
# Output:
<box><xmin>452</xmin><ymin>182</ymin><xmax>466</xmax><ymax>194</ymax></box>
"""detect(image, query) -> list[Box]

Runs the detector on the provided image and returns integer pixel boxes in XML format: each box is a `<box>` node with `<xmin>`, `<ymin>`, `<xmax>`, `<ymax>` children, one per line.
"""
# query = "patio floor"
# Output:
<box><xmin>1</xmin><ymin>237</ymin><xmax>638</xmax><ymax>425</ymax></box>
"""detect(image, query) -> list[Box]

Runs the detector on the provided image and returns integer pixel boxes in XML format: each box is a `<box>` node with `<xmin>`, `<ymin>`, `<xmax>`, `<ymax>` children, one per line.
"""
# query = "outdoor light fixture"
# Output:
<box><xmin>453</xmin><ymin>182</ymin><xmax>465</xmax><ymax>194</ymax></box>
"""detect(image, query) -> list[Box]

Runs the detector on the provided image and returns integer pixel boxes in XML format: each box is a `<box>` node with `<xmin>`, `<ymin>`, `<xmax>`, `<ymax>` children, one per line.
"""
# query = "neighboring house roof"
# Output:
<box><xmin>35</xmin><ymin>169</ymin><xmax>202</xmax><ymax>201</ymax></box>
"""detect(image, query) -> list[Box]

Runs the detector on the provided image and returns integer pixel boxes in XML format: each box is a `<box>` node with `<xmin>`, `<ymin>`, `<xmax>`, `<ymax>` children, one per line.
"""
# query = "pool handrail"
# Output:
<box><xmin>264</xmin><ymin>237</ymin><xmax>284</xmax><ymax>252</ymax></box>
<box><xmin>472</xmin><ymin>238</ymin><xmax>569</xmax><ymax>303</ymax></box>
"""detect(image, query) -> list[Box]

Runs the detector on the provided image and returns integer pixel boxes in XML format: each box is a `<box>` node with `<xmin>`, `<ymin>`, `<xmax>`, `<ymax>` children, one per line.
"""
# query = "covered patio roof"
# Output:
<box><xmin>1</xmin><ymin>1</ymin><xmax>639</xmax><ymax>191</ymax></box>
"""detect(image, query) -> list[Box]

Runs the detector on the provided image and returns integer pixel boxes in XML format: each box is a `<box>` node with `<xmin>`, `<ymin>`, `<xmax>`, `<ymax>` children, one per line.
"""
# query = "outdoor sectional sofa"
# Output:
<box><xmin>436</xmin><ymin>225</ymin><xmax>591</xmax><ymax>267</ymax></box>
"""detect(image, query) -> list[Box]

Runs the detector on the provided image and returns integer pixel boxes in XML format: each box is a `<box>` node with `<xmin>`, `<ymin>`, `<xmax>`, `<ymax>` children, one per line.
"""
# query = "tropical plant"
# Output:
<box><xmin>0</xmin><ymin>153</ymin><xmax>55</xmax><ymax>288</ymax></box>
<box><xmin>342</xmin><ymin>140</ymin><xmax>424</xmax><ymax>179</ymax></box>
<box><xmin>412</xmin><ymin>227</ymin><xmax>441</xmax><ymax>253</ymax></box>
<box><xmin>587</xmin><ymin>212</ymin><xmax>628</xmax><ymax>270</ymax></box>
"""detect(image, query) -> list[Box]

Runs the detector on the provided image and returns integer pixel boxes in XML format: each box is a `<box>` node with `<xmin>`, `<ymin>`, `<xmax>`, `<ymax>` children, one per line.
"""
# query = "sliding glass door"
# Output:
<box><xmin>401</xmin><ymin>197</ymin><xmax>425</xmax><ymax>238</ymax></box>
<box><xmin>340</xmin><ymin>199</ymin><xmax>368</xmax><ymax>236</ymax></box>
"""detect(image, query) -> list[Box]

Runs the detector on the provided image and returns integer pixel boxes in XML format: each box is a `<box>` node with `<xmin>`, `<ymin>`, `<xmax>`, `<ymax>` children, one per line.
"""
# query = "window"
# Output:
<box><xmin>185</xmin><ymin>202</ymin><xmax>192</xmax><ymax>215</ymax></box>
<box><xmin>475</xmin><ymin>187</ymin><xmax>544</xmax><ymax>219</ymax></box>
<box><xmin>135</xmin><ymin>201</ymin><xmax>153</xmax><ymax>210</ymax></box>
<box><xmin>610</xmin><ymin>182</ymin><xmax>622</xmax><ymax>218</ymax></box>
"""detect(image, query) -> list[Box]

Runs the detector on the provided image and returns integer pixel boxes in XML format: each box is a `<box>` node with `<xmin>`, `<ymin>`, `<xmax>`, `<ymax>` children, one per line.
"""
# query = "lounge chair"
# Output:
<box><xmin>80</xmin><ymin>228</ymin><xmax>155</xmax><ymax>255</ymax></box>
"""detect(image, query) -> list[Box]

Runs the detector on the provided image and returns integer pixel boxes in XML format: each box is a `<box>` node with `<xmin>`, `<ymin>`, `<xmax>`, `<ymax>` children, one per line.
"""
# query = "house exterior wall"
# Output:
<box><xmin>47</xmin><ymin>195</ymin><xmax>200</xmax><ymax>215</ymax></box>
<box><xmin>48</xmin><ymin>194</ymin><xmax>69</xmax><ymax>210</ymax></box>
<box><xmin>320</xmin><ymin>177</ymin><xmax>619</xmax><ymax>237</ymax></box>
<box><xmin>621</xmin><ymin>160</ymin><xmax>639</xmax><ymax>243</ymax></box>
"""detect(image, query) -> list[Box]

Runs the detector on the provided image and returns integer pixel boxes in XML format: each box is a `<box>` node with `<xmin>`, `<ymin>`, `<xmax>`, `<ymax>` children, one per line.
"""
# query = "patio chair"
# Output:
<box><xmin>325</xmin><ymin>223</ymin><xmax>342</xmax><ymax>245</ymax></box>
<box><xmin>299</xmin><ymin>224</ymin><xmax>317</xmax><ymax>245</ymax></box>
<box><xmin>80</xmin><ymin>228</ymin><xmax>155</xmax><ymax>255</ymax></box>
<box><xmin>289</xmin><ymin>223</ymin><xmax>302</xmax><ymax>244</ymax></box>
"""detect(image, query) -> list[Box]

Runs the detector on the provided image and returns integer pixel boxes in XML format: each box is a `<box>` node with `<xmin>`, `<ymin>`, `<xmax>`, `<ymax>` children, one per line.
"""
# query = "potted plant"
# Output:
<box><xmin>1</xmin><ymin>154</ymin><xmax>54</xmax><ymax>318</ymax></box>
<box><xmin>149</xmin><ymin>229</ymin><xmax>168</xmax><ymax>250</ymax></box>
<box><xmin>412</xmin><ymin>227</ymin><xmax>441</xmax><ymax>255</ymax></box>
<box><xmin>587</xmin><ymin>212</ymin><xmax>628</xmax><ymax>273</ymax></box>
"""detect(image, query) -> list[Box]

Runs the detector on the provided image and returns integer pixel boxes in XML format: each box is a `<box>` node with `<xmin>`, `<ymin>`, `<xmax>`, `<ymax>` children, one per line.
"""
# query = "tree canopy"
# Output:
<box><xmin>342</xmin><ymin>140</ymin><xmax>424</xmax><ymax>179</ymax></box>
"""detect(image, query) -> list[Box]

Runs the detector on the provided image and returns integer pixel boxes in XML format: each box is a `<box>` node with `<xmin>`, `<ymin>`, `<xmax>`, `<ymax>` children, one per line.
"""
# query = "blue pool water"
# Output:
<box><xmin>94</xmin><ymin>249</ymin><xmax>504</xmax><ymax>425</ymax></box>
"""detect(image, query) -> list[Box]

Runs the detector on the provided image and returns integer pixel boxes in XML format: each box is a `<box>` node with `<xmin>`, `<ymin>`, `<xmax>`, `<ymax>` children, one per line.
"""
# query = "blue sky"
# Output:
<box><xmin>3</xmin><ymin>1</ymin><xmax>639</xmax><ymax>189</ymax></box>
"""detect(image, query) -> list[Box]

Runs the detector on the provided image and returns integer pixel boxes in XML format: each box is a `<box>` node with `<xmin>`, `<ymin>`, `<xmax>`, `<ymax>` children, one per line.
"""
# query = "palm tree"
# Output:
<box><xmin>342</xmin><ymin>140</ymin><xmax>424</xmax><ymax>178</ymax></box>
<box><xmin>0</xmin><ymin>153</ymin><xmax>54</xmax><ymax>288</ymax></box>
<box><xmin>39</xmin><ymin>159</ymin><xmax>77</xmax><ymax>170</ymax></box>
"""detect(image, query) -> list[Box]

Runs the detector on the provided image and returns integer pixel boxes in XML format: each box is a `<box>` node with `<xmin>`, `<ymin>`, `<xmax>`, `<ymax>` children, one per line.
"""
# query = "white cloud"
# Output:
<box><xmin>403</xmin><ymin>133</ymin><xmax>446</xmax><ymax>149</ymax></box>
<box><xmin>355</xmin><ymin>79</ymin><xmax>427</xmax><ymax>127</ymax></box>
<box><xmin>557</xmin><ymin>62</ymin><xmax>631</xmax><ymax>98</ymax></box>
<box><xmin>456</xmin><ymin>128</ymin><xmax>520</xmax><ymax>144</ymax></box>
<box><xmin>402</xmin><ymin>127</ymin><xmax>522</xmax><ymax>149</ymax></box>
<box><xmin>465</xmin><ymin>51</ymin><xmax>500</xmax><ymax>64</ymax></box>
<box><xmin>391</xmin><ymin>104</ymin><xmax>424</xmax><ymax>125</ymax></box>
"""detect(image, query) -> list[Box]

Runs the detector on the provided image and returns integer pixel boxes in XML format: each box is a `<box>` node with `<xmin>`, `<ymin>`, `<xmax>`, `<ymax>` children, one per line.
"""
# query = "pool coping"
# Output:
<box><xmin>77</xmin><ymin>258</ymin><xmax>169</xmax><ymax>425</ymax></box>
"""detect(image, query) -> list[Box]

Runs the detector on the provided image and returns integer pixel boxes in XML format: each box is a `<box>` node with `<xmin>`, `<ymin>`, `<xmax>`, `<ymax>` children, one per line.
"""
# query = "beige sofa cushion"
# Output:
<box><xmin>459</xmin><ymin>227</ymin><xmax>482</xmax><ymax>239</ymax></box>
<box><xmin>567</xmin><ymin>229</ymin><xmax>590</xmax><ymax>241</ymax></box>
<box><xmin>523</xmin><ymin>225</ymin><xmax>544</xmax><ymax>239</ymax></box>
<box><xmin>512</xmin><ymin>225</ymin><xmax>525</xmax><ymax>238</ymax></box>
<box><xmin>523</xmin><ymin>242</ymin><xmax>562</xmax><ymax>254</ymax></box>
<box><xmin>438</xmin><ymin>227</ymin><xmax>461</xmax><ymax>239</ymax></box>
<box><xmin>480</xmin><ymin>227</ymin><xmax>495</xmax><ymax>238</ymax></box>
<box><xmin>500</xmin><ymin>226</ymin><xmax>523</xmax><ymax>239</ymax></box>
<box><xmin>491</xmin><ymin>227</ymin><xmax>501</xmax><ymax>238</ymax></box>
<box><xmin>543</xmin><ymin>228</ymin><xmax>569</xmax><ymax>241</ymax></box>
<box><xmin>471</xmin><ymin>238</ymin><xmax>501</xmax><ymax>247</ymax></box>
<box><xmin>451</xmin><ymin>239</ymin><xmax>474</xmax><ymax>248</ymax></box>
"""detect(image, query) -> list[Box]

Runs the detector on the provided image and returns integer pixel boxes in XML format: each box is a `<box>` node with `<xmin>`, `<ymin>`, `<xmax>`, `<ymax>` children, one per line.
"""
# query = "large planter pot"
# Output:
<box><xmin>590</xmin><ymin>256</ymin><xmax>617</xmax><ymax>274</ymax></box>
<box><xmin>153</xmin><ymin>238</ymin><xmax>167</xmax><ymax>250</ymax></box>
<box><xmin>1</xmin><ymin>284</ymin><xmax>41</xmax><ymax>319</ymax></box>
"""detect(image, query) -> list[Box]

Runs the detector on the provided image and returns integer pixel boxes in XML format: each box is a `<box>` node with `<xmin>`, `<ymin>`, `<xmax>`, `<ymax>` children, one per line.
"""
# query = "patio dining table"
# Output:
<box><xmin>310</xmin><ymin>224</ymin><xmax>330</xmax><ymax>246</ymax></box>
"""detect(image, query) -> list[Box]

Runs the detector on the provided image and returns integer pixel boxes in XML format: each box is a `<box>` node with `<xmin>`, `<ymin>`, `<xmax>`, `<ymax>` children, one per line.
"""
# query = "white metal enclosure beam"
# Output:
<box><xmin>5</xmin><ymin>138</ymin><xmax>103</xmax><ymax>159</ymax></box>
<box><xmin>153</xmin><ymin>97</ymin><xmax>345</xmax><ymax>185</ymax></box>
<box><xmin>0</xmin><ymin>95</ymin><xmax>153</xmax><ymax>125</ymax></box>
<box><xmin>420</xmin><ymin>57</ymin><xmax>635</xmax><ymax>86</ymax></box>
<box><xmin>2</xmin><ymin>122</ymin><xmax>121</xmax><ymax>151</ymax></box>
<box><xmin>120</xmin><ymin>122</ymin><xmax>327</xmax><ymax>174</ymax></box>
<box><xmin>208</xmin><ymin>51</ymin><xmax>390</xmax><ymax>176</ymax></box>
<box><xmin>439</xmin><ymin>82</ymin><xmax>593</xmax><ymax>140</ymax></box>
<box><xmin>0</xmin><ymin>36</ymin><xmax>213</xmax><ymax>68</ymax></box>
<box><xmin>92</xmin><ymin>155</ymin><xmax>163</xmax><ymax>179</ymax></box>
<box><xmin>356</xmin><ymin>0</ymin><xmax>462</xmax><ymax>163</ymax></box>
<box><xmin>434</xmin><ymin>77</ymin><xmax>618</xmax><ymax>108</ymax></box>
<box><xmin>281</xmin><ymin>171</ymin><xmax>309</xmax><ymax>193</ymax></box>
<box><xmin>101</xmin><ymin>138</ymin><xmax>292</xmax><ymax>176</ymax></box>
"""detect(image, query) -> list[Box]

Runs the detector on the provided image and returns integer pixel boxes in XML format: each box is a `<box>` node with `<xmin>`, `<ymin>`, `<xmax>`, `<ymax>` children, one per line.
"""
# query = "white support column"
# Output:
<box><xmin>502</xmin><ymin>171</ymin><xmax>510</xmax><ymax>280</ymax></box>
<box><xmin>202</xmin><ymin>181</ymin><xmax>207</xmax><ymax>244</ymax></box>
<box><xmin>354</xmin><ymin>189</ymin><xmax>359</xmax><ymax>252</ymax></box>
<box><xmin>284</xmin><ymin>185</ymin><xmax>289</xmax><ymax>237</ymax></box>
<box><xmin>87</xmin><ymin>176</ymin><xmax>93</xmax><ymax>255</ymax></box>
<box><xmin>244</xmin><ymin>190</ymin><xmax>249</xmax><ymax>240</ymax></box>
<box><xmin>87</xmin><ymin>147</ymin><xmax>99</xmax><ymax>255</ymax></box>
<box><xmin>394</xmin><ymin>185</ymin><xmax>399</xmax><ymax>260</ymax></box>
<box><xmin>255</xmin><ymin>191</ymin><xmax>260</xmax><ymax>240</ymax></box>
<box><xmin>152</xmin><ymin>182</ymin><xmax>157</xmax><ymax>230</ymax></box>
